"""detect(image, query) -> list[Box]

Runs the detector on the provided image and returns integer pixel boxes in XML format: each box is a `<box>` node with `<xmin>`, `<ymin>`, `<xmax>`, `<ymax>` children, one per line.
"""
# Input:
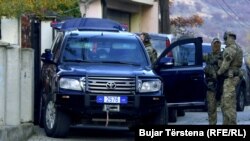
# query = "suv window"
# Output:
<box><xmin>62</xmin><ymin>35</ymin><xmax>147</xmax><ymax>65</ymax></box>
<box><xmin>148</xmin><ymin>33</ymin><xmax>175</xmax><ymax>57</ymax></box>
<box><xmin>163</xmin><ymin>43</ymin><xmax>196</xmax><ymax>66</ymax></box>
<box><xmin>151</xmin><ymin>38</ymin><xmax>167</xmax><ymax>57</ymax></box>
<box><xmin>174</xmin><ymin>43</ymin><xmax>196</xmax><ymax>66</ymax></box>
<box><xmin>51</xmin><ymin>33</ymin><xmax>64</xmax><ymax>62</ymax></box>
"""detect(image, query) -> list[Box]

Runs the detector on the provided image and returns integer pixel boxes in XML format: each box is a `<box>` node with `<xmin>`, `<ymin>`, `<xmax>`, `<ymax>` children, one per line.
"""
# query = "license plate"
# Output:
<box><xmin>96</xmin><ymin>96</ymin><xmax>127</xmax><ymax>104</ymax></box>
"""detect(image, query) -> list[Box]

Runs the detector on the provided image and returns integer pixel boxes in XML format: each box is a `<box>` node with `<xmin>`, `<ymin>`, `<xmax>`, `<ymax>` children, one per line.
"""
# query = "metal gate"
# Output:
<box><xmin>30</xmin><ymin>17</ymin><xmax>41</xmax><ymax>125</ymax></box>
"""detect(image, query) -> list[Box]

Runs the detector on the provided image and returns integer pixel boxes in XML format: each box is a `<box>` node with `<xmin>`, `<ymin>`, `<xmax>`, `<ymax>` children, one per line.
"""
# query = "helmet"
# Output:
<box><xmin>211</xmin><ymin>37</ymin><xmax>221</xmax><ymax>53</ymax></box>
<box><xmin>141</xmin><ymin>32</ymin><xmax>151</xmax><ymax>42</ymax></box>
<box><xmin>212</xmin><ymin>37</ymin><xmax>221</xmax><ymax>44</ymax></box>
<box><xmin>223</xmin><ymin>31</ymin><xmax>236</xmax><ymax>41</ymax></box>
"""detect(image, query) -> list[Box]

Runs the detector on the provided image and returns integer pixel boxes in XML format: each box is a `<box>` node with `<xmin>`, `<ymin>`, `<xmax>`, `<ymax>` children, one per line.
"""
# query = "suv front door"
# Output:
<box><xmin>154</xmin><ymin>37</ymin><xmax>206</xmax><ymax>108</ymax></box>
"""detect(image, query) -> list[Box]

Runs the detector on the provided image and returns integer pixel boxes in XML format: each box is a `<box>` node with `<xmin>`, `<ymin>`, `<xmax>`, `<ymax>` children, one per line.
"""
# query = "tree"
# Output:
<box><xmin>0</xmin><ymin>0</ymin><xmax>81</xmax><ymax>19</ymax></box>
<box><xmin>168</xmin><ymin>0</ymin><xmax>204</xmax><ymax>37</ymax></box>
<box><xmin>169</xmin><ymin>0</ymin><xmax>204</xmax><ymax>28</ymax></box>
<box><xmin>159</xmin><ymin>0</ymin><xmax>204</xmax><ymax>35</ymax></box>
<box><xmin>170</xmin><ymin>14</ymin><xmax>204</xmax><ymax>27</ymax></box>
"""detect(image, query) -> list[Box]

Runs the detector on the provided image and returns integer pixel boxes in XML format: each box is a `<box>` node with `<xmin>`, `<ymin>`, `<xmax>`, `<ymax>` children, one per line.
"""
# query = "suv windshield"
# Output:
<box><xmin>61</xmin><ymin>35</ymin><xmax>147</xmax><ymax>66</ymax></box>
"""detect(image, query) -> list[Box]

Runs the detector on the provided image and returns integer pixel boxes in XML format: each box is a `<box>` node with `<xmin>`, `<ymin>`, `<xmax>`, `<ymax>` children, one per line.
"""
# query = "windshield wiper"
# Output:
<box><xmin>100</xmin><ymin>61</ymin><xmax>141</xmax><ymax>66</ymax></box>
<box><xmin>64</xmin><ymin>59</ymin><xmax>141</xmax><ymax>66</ymax></box>
<box><xmin>64</xmin><ymin>59</ymin><xmax>90</xmax><ymax>63</ymax></box>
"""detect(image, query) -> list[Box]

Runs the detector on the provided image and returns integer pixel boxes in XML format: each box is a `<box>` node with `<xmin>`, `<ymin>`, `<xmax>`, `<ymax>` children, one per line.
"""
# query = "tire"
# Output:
<box><xmin>43</xmin><ymin>95</ymin><xmax>71</xmax><ymax>138</ymax></box>
<box><xmin>152</xmin><ymin>103</ymin><xmax>168</xmax><ymax>125</ymax></box>
<box><xmin>132</xmin><ymin>103</ymin><xmax>168</xmax><ymax>129</ymax></box>
<box><xmin>177</xmin><ymin>109</ymin><xmax>185</xmax><ymax>117</ymax></box>
<box><xmin>168</xmin><ymin>109</ymin><xmax>177</xmax><ymax>122</ymax></box>
<box><xmin>236</xmin><ymin>85</ymin><xmax>246</xmax><ymax>112</ymax></box>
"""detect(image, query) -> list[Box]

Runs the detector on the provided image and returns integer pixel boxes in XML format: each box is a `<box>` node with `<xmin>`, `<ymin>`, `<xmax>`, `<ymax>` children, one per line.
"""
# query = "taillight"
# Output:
<box><xmin>166</xmin><ymin>39</ymin><xmax>172</xmax><ymax>57</ymax></box>
<box><xmin>166</xmin><ymin>39</ymin><xmax>170</xmax><ymax>48</ymax></box>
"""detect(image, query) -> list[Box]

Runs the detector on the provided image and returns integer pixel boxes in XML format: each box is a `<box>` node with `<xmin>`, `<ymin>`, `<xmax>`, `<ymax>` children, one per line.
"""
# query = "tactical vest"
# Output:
<box><xmin>204</xmin><ymin>52</ymin><xmax>223</xmax><ymax>80</ymax></box>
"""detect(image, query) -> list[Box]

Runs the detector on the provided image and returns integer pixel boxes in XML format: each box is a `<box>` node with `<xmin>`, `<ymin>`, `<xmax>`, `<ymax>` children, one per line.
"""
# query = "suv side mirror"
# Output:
<box><xmin>159</xmin><ymin>57</ymin><xmax>174</xmax><ymax>67</ymax></box>
<box><xmin>41</xmin><ymin>49</ymin><xmax>53</xmax><ymax>63</ymax></box>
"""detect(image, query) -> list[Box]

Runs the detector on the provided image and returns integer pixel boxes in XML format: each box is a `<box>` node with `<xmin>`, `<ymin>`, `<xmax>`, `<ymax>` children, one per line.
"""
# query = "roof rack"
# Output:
<box><xmin>55</xmin><ymin>18</ymin><xmax>126</xmax><ymax>31</ymax></box>
<box><xmin>78</xmin><ymin>27</ymin><xmax>119</xmax><ymax>32</ymax></box>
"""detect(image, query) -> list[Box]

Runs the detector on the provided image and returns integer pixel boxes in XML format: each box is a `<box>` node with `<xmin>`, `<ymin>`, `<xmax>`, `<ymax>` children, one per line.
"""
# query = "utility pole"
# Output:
<box><xmin>159</xmin><ymin>0</ymin><xmax>171</xmax><ymax>34</ymax></box>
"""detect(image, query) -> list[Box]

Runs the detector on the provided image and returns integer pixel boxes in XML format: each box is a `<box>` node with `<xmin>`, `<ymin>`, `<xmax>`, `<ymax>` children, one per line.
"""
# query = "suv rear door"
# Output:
<box><xmin>154</xmin><ymin>37</ymin><xmax>206</xmax><ymax>108</ymax></box>
<box><xmin>149</xmin><ymin>34</ymin><xmax>171</xmax><ymax>57</ymax></box>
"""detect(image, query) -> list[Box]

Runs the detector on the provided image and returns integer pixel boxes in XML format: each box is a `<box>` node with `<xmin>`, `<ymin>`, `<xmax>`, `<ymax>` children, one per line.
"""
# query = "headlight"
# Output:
<box><xmin>59</xmin><ymin>78</ymin><xmax>85</xmax><ymax>91</ymax></box>
<box><xmin>138</xmin><ymin>79</ymin><xmax>162</xmax><ymax>93</ymax></box>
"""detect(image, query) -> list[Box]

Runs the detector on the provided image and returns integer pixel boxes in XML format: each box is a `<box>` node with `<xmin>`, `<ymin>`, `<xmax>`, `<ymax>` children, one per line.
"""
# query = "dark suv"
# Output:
<box><xmin>40</xmin><ymin>18</ymin><xmax>207</xmax><ymax>138</ymax></box>
<box><xmin>39</xmin><ymin>18</ymin><xmax>167</xmax><ymax>138</ymax></box>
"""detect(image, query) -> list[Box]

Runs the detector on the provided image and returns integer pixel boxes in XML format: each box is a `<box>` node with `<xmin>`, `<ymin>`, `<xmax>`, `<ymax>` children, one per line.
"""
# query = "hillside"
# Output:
<box><xmin>170</xmin><ymin>0</ymin><xmax>250</xmax><ymax>52</ymax></box>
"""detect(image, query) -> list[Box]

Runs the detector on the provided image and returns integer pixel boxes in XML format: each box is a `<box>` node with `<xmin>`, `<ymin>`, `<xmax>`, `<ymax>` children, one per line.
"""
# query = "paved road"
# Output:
<box><xmin>28</xmin><ymin>106</ymin><xmax>250</xmax><ymax>141</ymax></box>
<box><xmin>169</xmin><ymin>106</ymin><xmax>250</xmax><ymax>125</ymax></box>
<box><xmin>28</xmin><ymin>126</ymin><xmax>134</xmax><ymax>141</ymax></box>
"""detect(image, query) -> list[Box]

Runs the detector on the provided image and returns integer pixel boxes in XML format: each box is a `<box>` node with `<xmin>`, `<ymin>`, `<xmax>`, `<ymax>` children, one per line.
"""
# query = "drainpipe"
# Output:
<box><xmin>101</xmin><ymin>0</ymin><xmax>107</xmax><ymax>18</ymax></box>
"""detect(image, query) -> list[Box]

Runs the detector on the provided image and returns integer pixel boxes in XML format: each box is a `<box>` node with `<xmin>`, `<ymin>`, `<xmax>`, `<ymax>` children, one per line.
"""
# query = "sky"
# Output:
<box><xmin>169</xmin><ymin>0</ymin><xmax>250</xmax><ymax>52</ymax></box>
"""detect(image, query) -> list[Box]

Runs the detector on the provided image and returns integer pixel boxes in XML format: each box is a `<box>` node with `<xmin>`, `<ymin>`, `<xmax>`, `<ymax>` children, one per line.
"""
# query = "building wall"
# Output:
<box><xmin>0</xmin><ymin>43</ymin><xmax>34</xmax><ymax>126</ymax></box>
<box><xmin>84</xmin><ymin>0</ymin><xmax>102</xmax><ymax>18</ymax></box>
<box><xmin>140</xmin><ymin>1</ymin><xmax>159</xmax><ymax>33</ymax></box>
<box><xmin>82</xmin><ymin>0</ymin><xmax>159</xmax><ymax>33</ymax></box>
<box><xmin>0</xmin><ymin>17</ymin><xmax>51</xmax><ymax>126</ymax></box>
<box><xmin>130</xmin><ymin>11</ymin><xmax>141</xmax><ymax>33</ymax></box>
<box><xmin>0</xmin><ymin>18</ymin><xmax>19</xmax><ymax>45</ymax></box>
<box><xmin>41</xmin><ymin>21</ymin><xmax>53</xmax><ymax>54</ymax></box>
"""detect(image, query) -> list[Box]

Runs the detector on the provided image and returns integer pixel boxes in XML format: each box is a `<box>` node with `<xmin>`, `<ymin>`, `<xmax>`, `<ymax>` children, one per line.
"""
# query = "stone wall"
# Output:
<box><xmin>0</xmin><ymin>41</ymin><xmax>34</xmax><ymax>126</ymax></box>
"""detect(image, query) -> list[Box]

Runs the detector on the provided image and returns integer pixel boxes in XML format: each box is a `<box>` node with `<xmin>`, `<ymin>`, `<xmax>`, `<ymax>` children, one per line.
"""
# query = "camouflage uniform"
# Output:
<box><xmin>140</xmin><ymin>32</ymin><xmax>158</xmax><ymax>63</ymax></box>
<box><xmin>203</xmin><ymin>38</ymin><xmax>223</xmax><ymax>125</ymax></box>
<box><xmin>217</xmin><ymin>31</ymin><xmax>243</xmax><ymax>125</ymax></box>
<box><xmin>145</xmin><ymin>42</ymin><xmax>158</xmax><ymax>63</ymax></box>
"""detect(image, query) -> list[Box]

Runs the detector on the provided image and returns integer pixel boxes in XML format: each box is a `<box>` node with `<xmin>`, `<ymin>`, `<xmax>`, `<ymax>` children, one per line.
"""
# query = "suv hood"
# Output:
<box><xmin>58</xmin><ymin>63</ymin><xmax>155</xmax><ymax>77</ymax></box>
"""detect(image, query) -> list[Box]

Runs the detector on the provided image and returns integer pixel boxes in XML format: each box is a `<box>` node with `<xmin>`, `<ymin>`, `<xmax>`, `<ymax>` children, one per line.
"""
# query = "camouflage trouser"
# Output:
<box><xmin>221</xmin><ymin>76</ymin><xmax>239</xmax><ymax>125</ymax></box>
<box><xmin>207</xmin><ymin>90</ymin><xmax>217</xmax><ymax>125</ymax></box>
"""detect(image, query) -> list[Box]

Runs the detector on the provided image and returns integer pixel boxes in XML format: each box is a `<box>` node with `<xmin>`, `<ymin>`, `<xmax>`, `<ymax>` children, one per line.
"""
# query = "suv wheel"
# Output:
<box><xmin>44</xmin><ymin>96</ymin><xmax>70</xmax><ymax>138</ymax></box>
<box><xmin>236</xmin><ymin>85</ymin><xmax>246</xmax><ymax>112</ymax></box>
<box><xmin>136</xmin><ymin>103</ymin><xmax>168</xmax><ymax>127</ymax></box>
<box><xmin>153</xmin><ymin>103</ymin><xmax>168</xmax><ymax>125</ymax></box>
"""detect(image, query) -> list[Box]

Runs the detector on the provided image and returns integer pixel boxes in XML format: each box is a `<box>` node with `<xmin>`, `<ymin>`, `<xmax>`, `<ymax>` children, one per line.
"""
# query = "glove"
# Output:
<box><xmin>207</xmin><ymin>81</ymin><xmax>216</xmax><ymax>91</ymax></box>
<box><xmin>228</xmin><ymin>70</ymin><xmax>234</xmax><ymax>78</ymax></box>
<box><xmin>217</xmin><ymin>70</ymin><xmax>221</xmax><ymax>76</ymax></box>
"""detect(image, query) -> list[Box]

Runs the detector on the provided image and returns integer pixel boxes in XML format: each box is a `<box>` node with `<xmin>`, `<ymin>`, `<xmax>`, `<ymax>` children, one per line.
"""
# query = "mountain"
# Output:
<box><xmin>170</xmin><ymin>0</ymin><xmax>250</xmax><ymax>52</ymax></box>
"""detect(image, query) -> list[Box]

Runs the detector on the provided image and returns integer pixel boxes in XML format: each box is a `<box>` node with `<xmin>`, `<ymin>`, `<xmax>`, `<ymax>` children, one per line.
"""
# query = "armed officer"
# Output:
<box><xmin>217</xmin><ymin>31</ymin><xmax>243</xmax><ymax>125</ymax></box>
<box><xmin>140</xmin><ymin>32</ymin><xmax>158</xmax><ymax>64</ymax></box>
<box><xmin>203</xmin><ymin>38</ymin><xmax>223</xmax><ymax>125</ymax></box>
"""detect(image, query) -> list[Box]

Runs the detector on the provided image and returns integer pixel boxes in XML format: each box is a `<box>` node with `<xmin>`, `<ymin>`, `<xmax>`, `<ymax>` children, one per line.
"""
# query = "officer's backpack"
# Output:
<box><xmin>235</xmin><ymin>45</ymin><xmax>243</xmax><ymax>67</ymax></box>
